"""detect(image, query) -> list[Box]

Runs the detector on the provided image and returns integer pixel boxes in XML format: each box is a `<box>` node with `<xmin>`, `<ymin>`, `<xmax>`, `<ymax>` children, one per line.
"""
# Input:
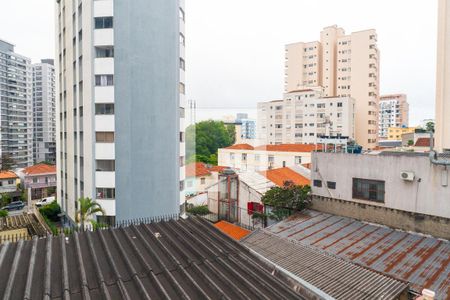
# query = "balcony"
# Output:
<box><xmin>94</xmin><ymin>29</ymin><xmax>114</xmax><ymax>47</ymax></box>
<box><xmin>95</xmin><ymin>143</ymin><xmax>115</xmax><ymax>160</ymax></box>
<box><xmin>95</xmin><ymin>171</ymin><xmax>115</xmax><ymax>188</ymax></box>
<box><xmin>94</xmin><ymin>58</ymin><xmax>114</xmax><ymax>75</ymax></box>
<box><xmin>95</xmin><ymin>86</ymin><xmax>114</xmax><ymax>103</ymax></box>
<box><xmin>95</xmin><ymin>115</ymin><xmax>115</xmax><ymax>132</ymax></box>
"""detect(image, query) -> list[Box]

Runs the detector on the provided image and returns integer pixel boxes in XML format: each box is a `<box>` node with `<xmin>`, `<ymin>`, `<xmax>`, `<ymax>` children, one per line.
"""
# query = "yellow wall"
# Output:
<box><xmin>387</xmin><ymin>127</ymin><xmax>416</xmax><ymax>140</ymax></box>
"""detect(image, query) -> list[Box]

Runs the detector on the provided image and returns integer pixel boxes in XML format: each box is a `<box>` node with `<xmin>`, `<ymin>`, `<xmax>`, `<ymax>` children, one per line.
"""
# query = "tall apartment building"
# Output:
<box><xmin>378</xmin><ymin>94</ymin><xmax>409</xmax><ymax>138</ymax></box>
<box><xmin>55</xmin><ymin>0</ymin><xmax>185</xmax><ymax>224</ymax></box>
<box><xmin>32</xmin><ymin>59</ymin><xmax>56</xmax><ymax>164</ymax></box>
<box><xmin>285</xmin><ymin>25</ymin><xmax>380</xmax><ymax>149</ymax></box>
<box><xmin>257</xmin><ymin>88</ymin><xmax>355</xmax><ymax>145</ymax></box>
<box><xmin>0</xmin><ymin>39</ymin><xmax>33</xmax><ymax>168</ymax></box>
<box><xmin>436</xmin><ymin>0</ymin><xmax>450</xmax><ymax>152</ymax></box>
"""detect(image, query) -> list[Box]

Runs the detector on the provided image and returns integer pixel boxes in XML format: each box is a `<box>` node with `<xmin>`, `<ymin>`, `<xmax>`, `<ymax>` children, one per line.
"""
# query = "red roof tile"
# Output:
<box><xmin>23</xmin><ymin>164</ymin><xmax>56</xmax><ymax>175</ymax></box>
<box><xmin>185</xmin><ymin>162</ymin><xmax>211</xmax><ymax>177</ymax></box>
<box><xmin>0</xmin><ymin>171</ymin><xmax>18</xmax><ymax>180</ymax></box>
<box><xmin>260</xmin><ymin>167</ymin><xmax>310</xmax><ymax>187</ymax></box>
<box><xmin>254</xmin><ymin>144</ymin><xmax>321</xmax><ymax>153</ymax></box>
<box><xmin>415</xmin><ymin>138</ymin><xmax>432</xmax><ymax>147</ymax></box>
<box><xmin>209</xmin><ymin>166</ymin><xmax>227</xmax><ymax>173</ymax></box>
<box><xmin>224</xmin><ymin>144</ymin><xmax>254</xmax><ymax>150</ymax></box>
<box><xmin>214</xmin><ymin>221</ymin><xmax>251</xmax><ymax>241</ymax></box>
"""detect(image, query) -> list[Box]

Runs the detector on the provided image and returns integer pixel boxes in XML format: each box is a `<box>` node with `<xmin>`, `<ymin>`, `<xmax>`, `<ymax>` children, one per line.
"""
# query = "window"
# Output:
<box><xmin>179</xmin><ymin>82</ymin><xmax>185</xmax><ymax>94</ymax></box>
<box><xmin>96</xmin><ymin>160</ymin><xmax>115</xmax><ymax>172</ymax></box>
<box><xmin>313</xmin><ymin>180</ymin><xmax>322</xmax><ymax>187</ymax></box>
<box><xmin>179</xmin><ymin>8</ymin><xmax>185</xmax><ymax>21</ymax></box>
<box><xmin>8</xmin><ymin>180</ymin><xmax>14</xmax><ymax>185</ymax></box>
<box><xmin>230</xmin><ymin>153</ymin><xmax>235</xmax><ymax>160</ymax></box>
<box><xmin>95</xmin><ymin>46</ymin><xmax>114</xmax><ymax>58</ymax></box>
<box><xmin>96</xmin><ymin>132</ymin><xmax>114</xmax><ymax>143</ymax></box>
<box><xmin>95</xmin><ymin>75</ymin><xmax>113</xmax><ymax>86</ymax></box>
<box><xmin>295</xmin><ymin>156</ymin><xmax>302</xmax><ymax>164</ymax></box>
<box><xmin>180</xmin><ymin>132</ymin><xmax>185</xmax><ymax>142</ymax></box>
<box><xmin>327</xmin><ymin>181</ymin><xmax>336</xmax><ymax>189</ymax></box>
<box><xmin>95</xmin><ymin>103</ymin><xmax>114</xmax><ymax>115</ymax></box>
<box><xmin>242</xmin><ymin>153</ymin><xmax>247</xmax><ymax>161</ymax></box>
<box><xmin>180</xmin><ymin>33</ymin><xmax>185</xmax><ymax>46</ymax></box>
<box><xmin>254</xmin><ymin>154</ymin><xmax>260</xmax><ymax>161</ymax></box>
<box><xmin>268</xmin><ymin>155</ymin><xmax>274</xmax><ymax>162</ymax></box>
<box><xmin>180</xmin><ymin>180</ymin><xmax>185</xmax><ymax>191</ymax></box>
<box><xmin>94</xmin><ymin>17</ymin><xmax>113</xmax><ymax>29</ymax></box>
<box><xmin>352</xmin><ymin>178</ymin><xmax>385</xmax><ymax>203</ymax></box>
<box><xmin>200</xmin><ymin>178</ymin><xmax>206</xmax><ymax>185</ymax></box>
<box><xmin>33</xmin><ymin>178</ymin><xmax>38</xmax><ymax>183</ymax></box>
<box><xmin>180</xmin><ymin>58</ymin><xmax>185</xmax><ymax>70</ymax></box>
<box><xmin>96</xmin><ymin>188</ymin><xmax>115</xmax><ymax>199</ymax></box>
<box><xmin>337</xmin><ymin>102</ymin><xmax>343</xmax><ymax>107</ymax></box>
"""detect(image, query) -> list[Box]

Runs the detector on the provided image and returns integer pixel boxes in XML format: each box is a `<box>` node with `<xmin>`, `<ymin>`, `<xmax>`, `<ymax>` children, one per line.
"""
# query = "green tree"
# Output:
<box><xmin>0</xmin><ymin>210</ymin><xmax>8</xmax><ymax>218</ymax></box>
<box><xmin>0</xmin><ymin>153</ymin><xmax>15</xmax><ymax>171</ymax></box>
<box><xmin>0</xmin><ymin>193</ymin><xmax>12</xmax><ymax>207</ymax></box>
<box><xmin>260</xmin><ymin>181</ymin><xmax>311</xmax><ymax>221</ymax></box>
<box><xmin>225</xmin><ymin>124</ymin><xmax>236</xmax><ymax>145</ymax></box>
<box><xmin>407</xmin><ymin>140</ymin><xmax>414</xmax><ymax>146</ymax></box>
<box><xmin>186</xmin><ymin>120</ymin><xmax>235</xmax><ymax>165</ymax></box>
<box><xmin>76</xmin><ymin>197</ymin><xmax>105</xmax><ymax>230</ymax></box>
<box><xmin>425</xmin><ymin>121</ymin><xmax>435</xmax><ymax>133</ymax></box>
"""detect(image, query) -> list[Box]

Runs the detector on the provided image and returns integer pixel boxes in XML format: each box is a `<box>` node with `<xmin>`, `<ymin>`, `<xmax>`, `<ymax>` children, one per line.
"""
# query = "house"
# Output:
<box><xmin>0</xmin><ymin>171</ymin><xmax>19</xmax><ymax>194</ymax></box>
<box><xmin>310</xmin><ymin>151</ymin><xmax>450</xmax><ymax>238</ymax></box>
<box><xmin>184</xmin><ymin>162</ymin><xmax>226</xmax><ymax>196</ymax></box>
<box><xmin>256</xmin><ymin>209</ymin><xmax>448</xmax><ymax>299</ymax></box>
<box><xmin>218</xmin><ymin>143</ymin><xmax>320</xmax><ymax>172</ymax></box>
<box><xmin>21</xmin><ymin>164</ymin><xmax>57</xmax><ymax>200</ymax></box>
<box><xmin>0</xmin><ymin>217</ymin><xmax>312</xmax><ymax>299</ymax></box>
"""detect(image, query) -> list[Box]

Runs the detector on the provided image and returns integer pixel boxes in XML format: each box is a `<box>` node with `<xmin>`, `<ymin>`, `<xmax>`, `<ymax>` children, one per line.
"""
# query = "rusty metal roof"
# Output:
<box><xmin>0</xmin><ymin>217</ymin><xmax>306</xmax><ymax>299</ymax></box>
<box><xmin>242</xmin><ymin>230</ymin><xmax>409</xmax><ymax>300</ymax></box>
<box><xmin>266</xmin><ymin>210</ymin><xmax>450</xmax><ymax>299</ymax></box>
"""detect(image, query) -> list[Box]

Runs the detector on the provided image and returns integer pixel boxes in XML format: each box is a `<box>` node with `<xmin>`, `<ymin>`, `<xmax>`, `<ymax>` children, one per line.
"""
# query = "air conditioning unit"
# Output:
<box><xmin>400</xmin><ymin>171</ymin><xmax>415</xmax><ymax>181</ymax></box>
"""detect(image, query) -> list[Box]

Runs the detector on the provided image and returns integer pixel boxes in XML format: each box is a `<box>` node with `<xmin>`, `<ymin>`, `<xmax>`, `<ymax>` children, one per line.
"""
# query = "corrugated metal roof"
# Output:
<box><xmin>266</xmin><ymin>210</ymin><xmax>450</xmax><ymax>299</ymax></box>
<box><xmin>0</xmin><ymin>217</ymin><xmax>306</xmax><ymax>299</ymax></box>
<box><xmin>239</xmin><ymin>172</ymin><xmax>275</xmax><ymax>194</ymax></box>
<box><xmin>242</xmin><ymin>230</ymin><xmax>409</xmax><ymax>300</ymax></box>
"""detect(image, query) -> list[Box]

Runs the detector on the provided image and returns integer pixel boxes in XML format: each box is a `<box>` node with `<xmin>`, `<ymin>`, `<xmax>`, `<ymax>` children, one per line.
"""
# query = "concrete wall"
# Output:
<box><xmin>114</xmin><ymin>0</ymin><xmax>180</xmax><ymax>221</ymax></box>
<box><xmin>311</xmin><ymin>152</ymin><xmax>450</xmax><ymax>219</ymax></box>
<box><xmin>311</xmin><ymin>196</ymin><xmax>450</xmax><ymax>239</ymax></box>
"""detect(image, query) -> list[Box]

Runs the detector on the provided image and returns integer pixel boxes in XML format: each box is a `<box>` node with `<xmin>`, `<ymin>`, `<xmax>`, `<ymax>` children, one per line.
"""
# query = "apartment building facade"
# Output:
<box><xmin>285</xmin><ymin>25</ymin><xmax>380</xmax><ymax>149</ymax></box>
<box><xmin>55</xmin><ymin>0</ymin><xmax>185</xmax><ymax>224</ymax></box>
<box><xmin>257</xmin><ymin>88</ymin><xmax>355</xmax><ymax>145</ymax></box>
<box><xmin>32</xmin><ymin>59</ymin><xmax>56</xmax><ymax>164</ymax></box>
<box><xmin>0</xmin><ymin>39</ymin><xmax>33</xmax><ymax>168</ymax></box>
<box><xmin>436</xmin><ymin>0</ymin><xmax>450</xmax><ymax>152</ymax></box>
<box><xmin>218</xmin><ymin>144</ymin><xmax>317</xmax><ymax>172</ymax></box>
<box><xmin>378</xmin><ymin>94</ymin><xmax>409</xmax><ymax>138</ymax></box>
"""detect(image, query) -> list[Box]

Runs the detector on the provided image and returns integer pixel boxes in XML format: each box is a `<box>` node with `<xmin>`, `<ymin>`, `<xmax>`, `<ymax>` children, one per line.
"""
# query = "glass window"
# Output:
<box><xmin>327</xmin><ymin>181</ymin><xmax>336</xmax><ymax>189</ymax></box>
<box><xmin>352</xmin><ymin>178</ymin><xmax>385</xmax><ymax>203</ymax></box>
<box><xmin>95</xmin><ymin>75</ymin><xmax>114</xmax><ymax>86</ymax></box>
<box><xmin>96</xmin><ymin>132</ymin><xmax>114</xmax><ymax>143</ymax></box>
<box><xmin>95</xmin><ymin>46</ymin><xmax>114</xmax><ymax>58</ymax></box>
<box><xmin>95</xmin><ymin>103</ymin><xmax>114</xmax><ymax>115</ymax></box>
<box><xmin>94</xmin><ymin>17</ymin><xmax>113</xmax><ymax>29</ymax></box>
<box><xmin>313</xmin><ymin>180</ymin><xmax>322</xmax><ymax>187</ymax></box>
<box><xmin>96</xmin><ymin>160</ymin><xmax>115</xmax><ymax>172</ymax></box>
<box><xmin>295</xmin><ymin>156</ymin><xmax>302</xmax><ymax>164</ymax></box>
<box><xmin>96</xmin><ymin>188</ymin><xmax>115</xmax><ymax>199</ymax></box>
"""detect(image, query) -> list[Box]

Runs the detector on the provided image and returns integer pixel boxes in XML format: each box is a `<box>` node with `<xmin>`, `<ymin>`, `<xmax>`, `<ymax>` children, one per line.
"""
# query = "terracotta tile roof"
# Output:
<box><xmin>260</xmin><ymin>167</ymin><xmax>310</xmax><ymax>187</ymax></box>
<box><xmin>214</xmin><ymin>221</ymin><xmax>251</xmax><ymax>241</ymax></box>
<box><xmin>23</xmin><ymin>164</ymin><xmax>56</xmax><ymax>175</ymax></box>
<box><xmin>209</xmin><ymin>165</ymin><xmax>227</xmax><ymax>173</ymax></box>
<box><xmin>254</xmin><ymin>144</ymin><xmax>321</xmax><ymax>153</ymax></box>
<box><xmin>185</xmin><ymin>162</ymin><xmax>211</xmax><ymax>177</ymax></box>
<box><xmin>224</xmin><ymin>144</ymin><xmax>254</xmax><ymax>150</ymax></box>
<box><xmin>0</xmin><ymin>171</ymin><xmax>18</xmax><ymax>180</ymax></box>
<box><xmin>415</xmin><ymin>138</ymin><xmax>432</xmax><ymax>147</ymax></box>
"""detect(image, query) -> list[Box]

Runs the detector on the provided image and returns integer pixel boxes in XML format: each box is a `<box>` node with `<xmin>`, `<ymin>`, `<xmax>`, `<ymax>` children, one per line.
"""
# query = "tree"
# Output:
<box><xmin>186</xmin><ymin>120</ymin><xmax>235</xmax><ymax>165</ymax></box>
<box><xmin>407</xmin><ymin>140</ymin><xmax>414</xmax><ymax>146</ymax></box>
<box><xmin>225</xmin><ymin>124</ymin><xmax>236</xmax><ymax>145</ymax></box>
<box><xmin>0</xmin><ymin>210</ymin><xmax>8</xmax><ymax>218</ymax></box>
<box><xmin>0</xmin><ymin>153</ymin><xmax>15</xmax><ymax>171</ymax></box>
<box><xmin>0</xmin><ymin>193</ymin><xmax>12</xmax><ymax>207</ymax></box>
<box><xmin>425</xmin><ymin>121</ymin><xmax>435</xmax><ymax>133</ymax></box>
<box><xmin>76</xmin><ymin>197</ymin><xmax>105</xmax><ymax>230</ymax></box>
<box><xmin>260</xmin><ymin>181</ymin><xmax>311</xmax><ymax>220</ymax></box>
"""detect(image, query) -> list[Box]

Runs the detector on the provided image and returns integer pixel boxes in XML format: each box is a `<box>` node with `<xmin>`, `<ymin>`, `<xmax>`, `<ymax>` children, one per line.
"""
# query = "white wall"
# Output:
<box><xmin>311</xmin><ymin>152</ymin><xmax>450</xmax><ymax>219</ymax></box>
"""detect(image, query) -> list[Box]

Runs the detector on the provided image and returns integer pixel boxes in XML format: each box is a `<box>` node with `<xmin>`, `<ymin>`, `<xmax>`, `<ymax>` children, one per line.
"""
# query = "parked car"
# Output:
<box><xmin>36</xmin><ymin>196</ymin><xmax>55</xmax><ymax>208</ymax></box>
<box><xmin>1</xmin><ymin>201</ymin><xmax>25</xmax><ymax>211</ymax></box>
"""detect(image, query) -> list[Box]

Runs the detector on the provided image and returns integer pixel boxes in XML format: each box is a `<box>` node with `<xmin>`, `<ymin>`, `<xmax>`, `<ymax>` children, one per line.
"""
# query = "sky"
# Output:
<box><xmin>0</xmin><ymin>0</ymin><xmax>438</xmax><ymax>126</ymax></box>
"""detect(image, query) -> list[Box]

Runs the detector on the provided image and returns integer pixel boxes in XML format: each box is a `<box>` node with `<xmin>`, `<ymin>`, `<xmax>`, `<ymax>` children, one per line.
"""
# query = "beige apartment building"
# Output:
<box><xmin>257</xmin><ymin>88</ymin><xmax>355</xmax><ymax>145</ymax></box>
<box><xmin>436</xmin><ymin>0</ymin><xmax>450</xmax><ymax>152</ymax></box>
<box><xmin>285</xmin><ymin>25</ymin><xmax>380</xmax><ymax>149</ymax></box>
<box><xmin>378</xmin><ymin>94</ymin><xmax>409</xmax><ymax>138</ymax></box>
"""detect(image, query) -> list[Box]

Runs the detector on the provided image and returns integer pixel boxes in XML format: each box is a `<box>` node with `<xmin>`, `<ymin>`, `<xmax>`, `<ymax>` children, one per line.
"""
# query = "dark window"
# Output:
<box><xmin>95</xmin><ymin>103</ymin><xmax>114</xmax><ymax>115</ymax></box>
<box><xmin>352</xmin><ymin>178</ymin><xmax>385</xmax><ymax>203</ymax></box>
<box><xmin>96</xmin><ymin>132</ymin><xmax>114</xmax><ymax>143</ymax></box>
<box><xmin>96</xmin><ymin>160</ymin><xmax>115</xmax><ymax>172</ymax></box>
<box><xmin>94</xmin><ymin>17</ymin><xmax>113</xmax><ymax>29</ymax></box>
<box><xmin>327</xmin><ymin>181</ymin><xmax>336</xmax><ymax>189</ymax></box>
<box><xmin>96</xmin><ymin>188</ymin><xmax>115</xmax><ymax>199</ymax></box>
<box><xmin>95</xmin><ymin>46</ymin><xmax>114</xmax><ymax>58</ymax></box>
<box><xmin>95</xmin><ymin>75</ymin><xmax>113</xmax><ymax>86</ymax></box>
<box><xmin>313</xmin><ymin>180</ymin><xmax>322</xmax><ymax>187</ymax></box>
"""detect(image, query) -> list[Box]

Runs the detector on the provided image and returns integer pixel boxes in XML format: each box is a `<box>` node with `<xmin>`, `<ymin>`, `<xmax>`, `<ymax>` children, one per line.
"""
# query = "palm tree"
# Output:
<box><xmin>76</xmin><ymin>197</ymin><xmax>105</xmax><ymax>231</ymax></box>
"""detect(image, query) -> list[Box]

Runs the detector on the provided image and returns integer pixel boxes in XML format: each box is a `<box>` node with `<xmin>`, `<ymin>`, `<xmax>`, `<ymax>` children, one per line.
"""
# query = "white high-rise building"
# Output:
<box><xmin>56</xmin><ymin>0</ymin><xmax>185</xmax><ymax>224</ymax></box>
<box><xmin>378</xmin><ymin>94</ymin><xmax>409</xmax><ymax>138</ymax></box>
<box><xmin>285</xmin><ymin>25</ymin><xmax>380</xmax><ymax>149</ymax></box>
<box><xmin>257</xmin><ymin>88</ymin><xmax>355</xmax><ymax>145</ymax></box>
<box><xmin>436</xmin><ymin>0</ymin><xmax>450</xmax><ymax>152</ymax></box>
<box><xmin>0</xmin><ymin>39</ymin><xmax>33</xmax><ymax>168</ymax></box>
<box><xmin>32</xmin><ymin>59</ymin><xmax>56</xmax><ymax>164</ymax></box>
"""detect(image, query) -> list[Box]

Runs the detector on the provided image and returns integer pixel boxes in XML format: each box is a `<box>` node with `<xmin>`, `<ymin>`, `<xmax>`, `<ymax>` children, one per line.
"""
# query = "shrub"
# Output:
<box><xmin>39</xmin><ymin>201</ymin><xmax>61</xmax><ymax>222</ymax></box>
<box><xmin>187</xmin><ymin>205</ymin><xmax>210</xmax><ymax>216</ymax></box>
<box><xmin>0</xmin><ymin>210</ymin><xmax>8</xmax><ymax>218</ymax></box>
